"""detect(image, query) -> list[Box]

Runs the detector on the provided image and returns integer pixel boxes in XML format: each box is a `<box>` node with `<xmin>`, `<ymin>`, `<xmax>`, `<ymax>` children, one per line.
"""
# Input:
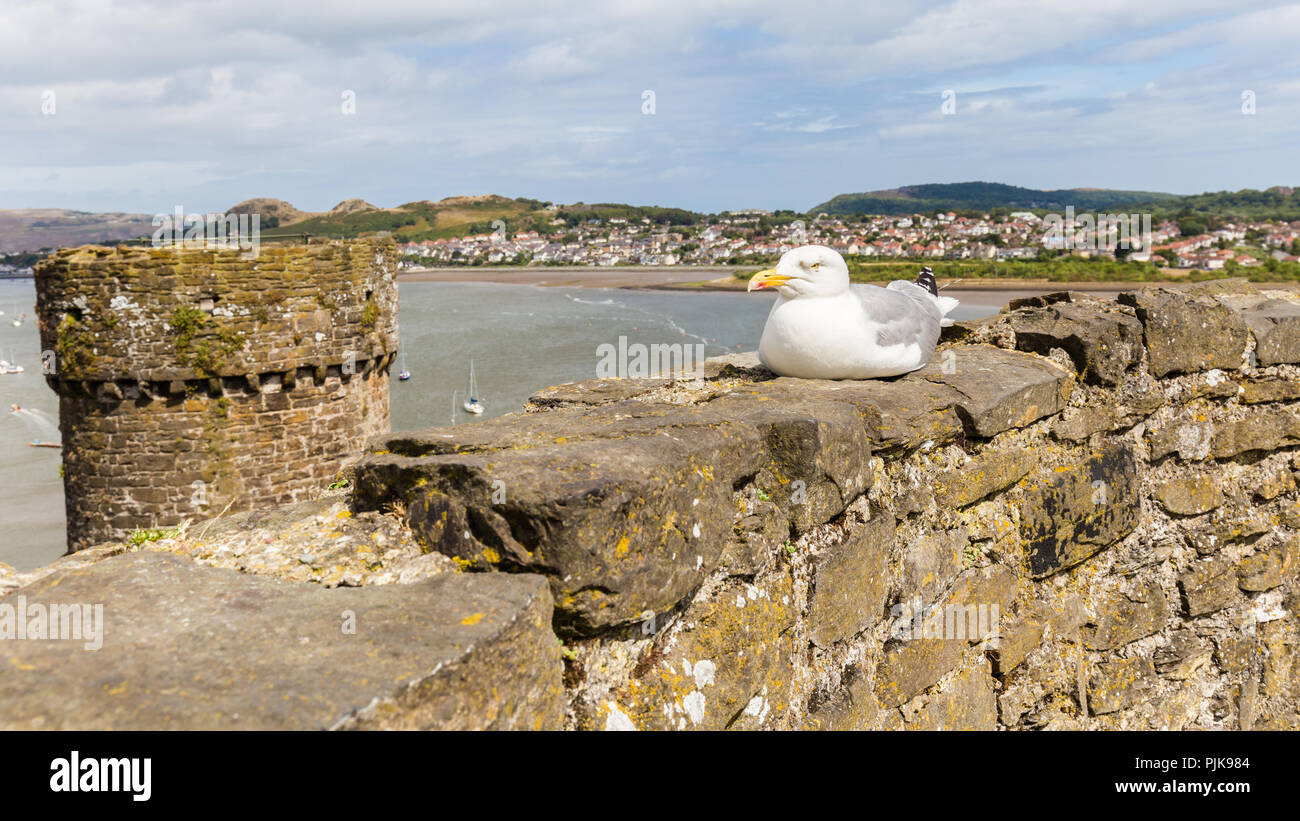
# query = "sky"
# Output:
<box><xmin>2</xmin><ymin>0</ymin><xmax>1299</xmax><ymax>215</ymax></box>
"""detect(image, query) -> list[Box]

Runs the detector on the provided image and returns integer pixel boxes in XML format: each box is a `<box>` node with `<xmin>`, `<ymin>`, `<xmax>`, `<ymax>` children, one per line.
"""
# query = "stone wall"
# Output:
<box><xmin>349</xmin><ymin>279</ymin><xmax>1300</xmax><ymax>730</ymax></box>
<box><xmin>6</xmin><ymin>277</ymin><xmax>1299</xmax><ymax>731</ymax></box>
<box><xmin>34</xmin><ymin>239</ymin><xmax>397</xmax><ymax>550</ymax></box>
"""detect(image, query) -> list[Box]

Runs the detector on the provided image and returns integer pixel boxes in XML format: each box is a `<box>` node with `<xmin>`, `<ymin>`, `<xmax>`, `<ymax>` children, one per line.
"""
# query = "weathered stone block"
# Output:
<box><xmin>1153</xmin><ymin>630</ymin><xmax>1213</xmax><ymax>680</ymax></box>
<box><xmin>1240</xmin><ymin>378</ymin><xmax>1300</xmax><ymax>404</ymax></box>
<box><xmin>1020</xmin><ymin>443</ymin><xmax>1140</xmax><ymax>577</ymax></box>
<box><xmin>727</xmin><ymin>387</ymin><xmax>875</xmax><ymax>532</ymax></box>
<box><xmin>875</xmin><ymin>565</ymin><xmax>1017</xmax><ymax>707</ymax></box>
<box><xmin>721</xmin><ymin>503</ymin><xmax>787</xmax><ymax>577</ymax></box>
<box><xmin>1210</xmin><ymin>410</ymin><xmax>1300</xmax><ymax>458</ymax></box>
<box><xmin>364</xmin><ymin>424</ymin><xmax>762</xmax><ymax>635</ymax></box>
<box><xmin>701</xmin><ymin>350</ymin><xmax>773</xmax><ymax>380</ymax></box>
<box><xmin>1180</xmin><ymin>556</ymin><xmax>1242</xmax><ymax>617</ymax></box>
<box><xmin>527</xmin><ymin>378</ymin><xmax>666</xmax><ymax>409</ymax></box>
<box><xmin>1050</xmin><ymin>405</ymin><xmax>1116</xmax><ymax>442</ymax></box>
<box><xmin>1119</xmin><ymin>287</ymin><xmax>1249</xmax><ymax>377</ymax></box>
<box><xmin>800</xmin><ymin>663</ymin><xmax>887</xmax><ymax>731</ymax></box>
<box><xmin>915</xmin><ymin>345</ymin><xmax>1073</xmax><ymax>437</ymax></box>
<box><xmin>1239</xmin><ymin>297</ymin><xmax>1300</xmax><ymax>365</ymax></box>
<box><xmin>1082</xmin><ymin>580</ymin><xmax>1166</xmax><ymax>650</ymax></box>
<box><xmin>1255</xmin><ymin>464</ymin><xmax>1297</xmax><ymax>500</ymax></box>
<box><xmin>1089</xmin><ymin>657</ymin><xmax>1156</xmax><ymax>715</ymax></box>
<box><xmin>900</xmin><ymin>527</ymin><xmax>968</xmax><ymax>605</ymax></box>
<box><xmin>989</xmin><ymin>616</ymin><xmax>1045</xmax><ymax>676</ymax></box>
<box><xmin>1184</xmin><ymin>515</ymin><xmax>1268</xmax><ymax>555</ymax></box>
<box><xmin>935</xmin><ymin>449</ymin><xmax>1036</xmax><ymax>509</ymax></box>
<box><xmin>802</xmin><ymin>378</ymin><xmax>965</xmax><ymax>454</ymax></box>
<box><xmin>902</xmin><ymin>659</ymin><xmax>999</xmax><ymax>730</ymax></box>
<box><xmin>1236</xmin><ymin>535</ymin><xmax>1298</xmax><ymax>592</ymax></box>
<box><xmin>1153</xmin><ymin>474</ymin><xmax>1223</xmax><ymax>515</ymax></box>
<box><xmin>1214</xmin><ymin>632</ymin><xmax>1259</xmax><ymax>677</ymax></box>
<box><xmin>610</xmin><ymin>573</ymin><xmax>796</xmax><ymax>730</ymax></box>
<box><xmin>808</xmin><ymin>508</ymin><xmax>895</xmax><ymax>647</ymax></box>
<box><xmin>1005</xmin><ymin>301</ymin><xmax>1143</xmax><ymax>386</ymax></box>
<box><xmin>0</xmin><ymin>553</ymin><xmax>564</xmax><ymax>730</ymax></box>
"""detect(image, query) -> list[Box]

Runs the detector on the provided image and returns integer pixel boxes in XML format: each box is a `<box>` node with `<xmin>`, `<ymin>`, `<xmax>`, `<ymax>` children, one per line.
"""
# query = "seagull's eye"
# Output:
<box><xmin>810</xmin><ymin>262</ymin><xmax>820</xmax><ymax>270</ymax></box>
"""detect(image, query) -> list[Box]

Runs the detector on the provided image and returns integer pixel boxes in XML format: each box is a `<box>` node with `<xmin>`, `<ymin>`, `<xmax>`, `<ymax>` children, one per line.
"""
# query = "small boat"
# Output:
<box><xmin>0</xmin><ymin>354</ymin><xmax>22</xmax><ymax>375</ymax></box>
<box><xmin>397</xmin><ymin>351</ymin><xmax>411</xmax><ymax>382</ymax></box>
<box><xmin>462</xmin><ymin>359</ymin><xmax>484</xmax><ymax>414</ymax></box>
<box><xmin>28</xmin><ymin>440</ymin><xmax>60</xmax><ymax>449</ymax></box>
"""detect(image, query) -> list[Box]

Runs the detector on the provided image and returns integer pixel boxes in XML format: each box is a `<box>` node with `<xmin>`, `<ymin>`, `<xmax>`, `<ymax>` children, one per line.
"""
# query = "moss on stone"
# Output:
<box><xmin>55</xmin><ymin>314</ymin><xmax>97</xmax><ymax>379</ymax></box>
<box><xmin>360</xmin><ymin>300</ymin><xmax>379</xmax><ymax>328</ymax></box>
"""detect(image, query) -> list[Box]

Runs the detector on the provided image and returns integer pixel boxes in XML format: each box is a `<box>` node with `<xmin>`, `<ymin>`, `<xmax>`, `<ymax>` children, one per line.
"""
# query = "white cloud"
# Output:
<box><xmin>1</xmin><ymin>0</ymin><xmax>1298</xmax><ymax>212</ymax></box>
<box><xmin>508</xmin><ymin>41</ymin><xmax>592</xmax><ymax>79</ymax></box>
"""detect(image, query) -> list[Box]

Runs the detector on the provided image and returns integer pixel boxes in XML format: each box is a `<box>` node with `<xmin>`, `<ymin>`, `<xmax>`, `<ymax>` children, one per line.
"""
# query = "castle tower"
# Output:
<box><xmin>34</xmin><ymin>238</ymin><xmax>398</xmax><ymax>551</ymax></box>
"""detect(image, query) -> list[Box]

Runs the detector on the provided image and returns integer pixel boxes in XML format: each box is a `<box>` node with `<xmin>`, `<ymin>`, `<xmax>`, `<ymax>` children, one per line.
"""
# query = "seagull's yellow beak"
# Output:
<box><xmin>747</xmin><ymin>268</ymin><xmax>792</xmax><ymax>292</ymax></box>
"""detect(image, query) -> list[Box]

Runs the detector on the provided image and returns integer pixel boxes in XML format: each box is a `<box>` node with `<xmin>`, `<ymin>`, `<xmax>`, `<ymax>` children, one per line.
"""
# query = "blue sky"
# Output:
<box><xmin>3</xmin><ymin>0</ymin><xmax>1298</xmax><ymax>214</ymax></box>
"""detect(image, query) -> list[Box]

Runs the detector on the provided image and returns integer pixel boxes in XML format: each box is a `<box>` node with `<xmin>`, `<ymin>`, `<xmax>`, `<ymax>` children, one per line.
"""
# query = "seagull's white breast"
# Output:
<box><xmin>758</xmin><ymin>292</ymin><xmax>928</xmax><ymax>379</ymax></box>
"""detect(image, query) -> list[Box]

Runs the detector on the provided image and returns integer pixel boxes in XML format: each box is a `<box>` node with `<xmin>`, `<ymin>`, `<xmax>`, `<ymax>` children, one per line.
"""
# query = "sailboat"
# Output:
<box><xmin>0</xmin><ymin>348</ymin><xmax>22</xmax><ymax>375</ymax></box>
<box><xmin>462</xmin><ymin>360</ymin><xmax>484</xmax><ymax>414</ymax></box>
<box><xmin>397</xmin><ymin>351</ymin><xmax>411</xmax><ymax>382</ymax></box>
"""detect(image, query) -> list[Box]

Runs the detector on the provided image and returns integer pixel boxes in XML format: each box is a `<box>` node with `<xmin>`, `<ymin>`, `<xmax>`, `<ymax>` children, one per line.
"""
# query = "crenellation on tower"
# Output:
<box><xmin>34</xmin><ymin>238</ymin><xmax>398</xmax><ymax>551</ymax></box>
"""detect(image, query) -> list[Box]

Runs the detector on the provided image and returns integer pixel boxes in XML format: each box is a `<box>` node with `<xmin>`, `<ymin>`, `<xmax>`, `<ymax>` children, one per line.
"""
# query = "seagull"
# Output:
<box><xmin>747</xmin><ymin>245</ymin><xmax>959</xmax><ymax>379</ymax></box>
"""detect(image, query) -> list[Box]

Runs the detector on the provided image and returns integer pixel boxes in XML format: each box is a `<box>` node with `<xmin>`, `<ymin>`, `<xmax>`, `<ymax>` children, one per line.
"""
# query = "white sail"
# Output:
<box><xmin>463</xmin><ymin>360</ymin><xmax>484</xmax><ymax>414</ymax></box>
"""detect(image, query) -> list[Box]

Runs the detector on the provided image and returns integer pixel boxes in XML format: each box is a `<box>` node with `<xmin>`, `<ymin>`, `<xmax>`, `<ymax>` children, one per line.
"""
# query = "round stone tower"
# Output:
<box><xmin>34</xmin><ymin>238</ymin><xmax>398</xmax><ymax>551</ymax></box>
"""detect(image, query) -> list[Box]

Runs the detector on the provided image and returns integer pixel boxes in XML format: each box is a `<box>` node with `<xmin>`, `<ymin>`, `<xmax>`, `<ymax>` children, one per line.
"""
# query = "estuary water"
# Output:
<box><xmin>0</xmin><ymin>278</ymin><xmax>998</xmax><ymax>571</ymax></box>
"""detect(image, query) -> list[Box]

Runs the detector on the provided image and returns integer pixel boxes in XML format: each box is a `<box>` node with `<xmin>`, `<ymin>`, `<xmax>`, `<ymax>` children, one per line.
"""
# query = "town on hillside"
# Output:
<box><xmin>395</xmin><ymin>210</ymin><xmax>1300</xmax><ymax>272</ymax></box>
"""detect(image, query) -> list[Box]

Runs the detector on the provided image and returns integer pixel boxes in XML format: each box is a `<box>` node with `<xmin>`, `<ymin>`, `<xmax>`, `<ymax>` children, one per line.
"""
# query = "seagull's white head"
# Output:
<box><xmin>746</xmin><ymin>244</ymin><xmax>850</xmax><ymax>299</ymax></box>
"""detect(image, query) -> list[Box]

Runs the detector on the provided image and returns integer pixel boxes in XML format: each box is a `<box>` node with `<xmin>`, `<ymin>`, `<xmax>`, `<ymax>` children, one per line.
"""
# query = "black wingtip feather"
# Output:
<box><xmin>915</xmin><ymin>267</ymin><xmax>938</xmax><ymax>297</ymax></box>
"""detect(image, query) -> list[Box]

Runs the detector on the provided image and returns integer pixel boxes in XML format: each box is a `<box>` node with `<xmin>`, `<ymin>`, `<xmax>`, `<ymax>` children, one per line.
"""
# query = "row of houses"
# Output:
<box><xmin>394</xmin><ymin>213</ymin><xmax>1300</xmax><ymax>270</ymax></box>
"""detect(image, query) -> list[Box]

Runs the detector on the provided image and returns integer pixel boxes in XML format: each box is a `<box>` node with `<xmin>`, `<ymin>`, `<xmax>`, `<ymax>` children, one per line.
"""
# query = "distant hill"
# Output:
<box><xmin>813</xmin><ymin>181</ymin><xmax>1300</xmax><ymax>220</ymax></box>
<box><xmin>253</xmin><ymin>196</ymin><xmax>708</xmax><ymax>241</ymax></box>
<box><xmin>226</xmin><ymin>198</ymin><xmax>313</xmax><ymax>226</ymax></box>
<box><xmin>812</xmin><ymin>182</ymin><xmax>1181</xmax><ymax>216</ymax></box>
<box><xmin>10</xmin><ymin>182</ymin><xmax>1300</xmax><ymax>256</ymax></box>
<box><xmin>0</xmin><ymin>196</ymin><xmax>707</xmax><ymax>253</ymax></box>
<box><xmin>0</xmin><ymin>209</ymin><xmax>156</xmax><ymax>253</ymax></box>
<box><xmin>1142</xmin><ymin>186</ymin><xmax>1300</xmax><ymax>220</ymax></box>
<box><xmin>244</xmin><ymin>194</ymin><xmax>542</xmax><ymax>239</ymax></box>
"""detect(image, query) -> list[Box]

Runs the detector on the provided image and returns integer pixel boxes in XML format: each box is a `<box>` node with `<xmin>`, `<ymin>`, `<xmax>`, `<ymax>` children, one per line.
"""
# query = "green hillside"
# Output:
<box><xmin>813</xmin><ymin>181</ymin><xmax>1300</xmax><ymax>221</ymax></box>
<box><xmin>257</xmin><ymin>196</ymin><xmax>546</xmax><ymax>241</ymax></box>
<box><xmin>813</xmin><ymin>182</ymin><xmax>1180</xmax><ymax>216</ymax></box>
<box><xmin>249</xmin><ymin>197</ymin><xmax>714</xmax><ymax>243</ymax></box>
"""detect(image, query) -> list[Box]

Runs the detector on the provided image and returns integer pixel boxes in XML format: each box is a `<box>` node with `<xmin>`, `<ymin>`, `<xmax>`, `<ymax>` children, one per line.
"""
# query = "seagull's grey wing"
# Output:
<box><xmin>850</xmin><ymin>283</ymin><xmax>941</xmax><ymax>352</ymax></box>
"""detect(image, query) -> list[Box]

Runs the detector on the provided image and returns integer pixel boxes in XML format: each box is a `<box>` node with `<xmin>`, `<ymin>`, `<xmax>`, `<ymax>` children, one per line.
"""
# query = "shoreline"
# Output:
<box><xmin>396</xmin><ymin>265</ymin><xmax>1300</xmax><ymax>299</ymax></box>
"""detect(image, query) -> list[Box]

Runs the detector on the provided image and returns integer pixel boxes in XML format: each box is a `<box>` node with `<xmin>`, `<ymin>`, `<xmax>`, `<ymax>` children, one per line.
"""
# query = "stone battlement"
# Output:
<box><xmin>35</xmin><ymin>240</ymin><xmax>397</xmax><ymax>385</ymax></box>
<box><xmin>33</xmin><ymin>238</ymin><xmax>398</xmax><ymax>550</ymax></box>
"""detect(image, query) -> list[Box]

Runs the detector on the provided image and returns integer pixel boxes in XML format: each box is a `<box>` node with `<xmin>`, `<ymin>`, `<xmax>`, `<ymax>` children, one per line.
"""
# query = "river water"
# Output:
<box><xmin>0</xmin><ymin>278</ymin><xmax>999</xmax><ymax>571</ymax></box>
